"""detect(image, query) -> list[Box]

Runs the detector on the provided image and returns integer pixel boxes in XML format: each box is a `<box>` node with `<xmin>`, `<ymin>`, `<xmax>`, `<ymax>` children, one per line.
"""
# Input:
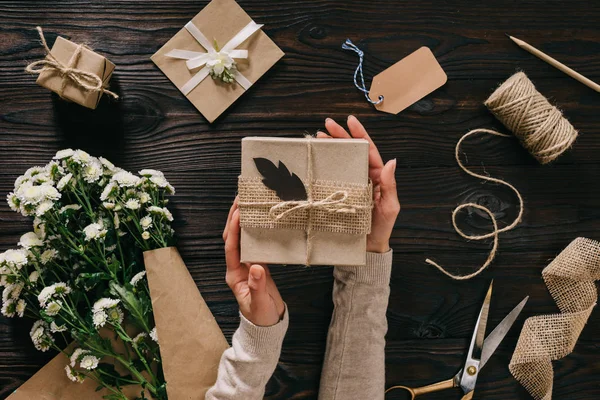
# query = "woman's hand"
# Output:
<box><xmin>223</xmin><ymin>198</ymin><xmax>285</xmax><ymax>326</ymax></box>
<box><xmin>318</xmin><ymin>116</ymin><xmax>400</xmax><ymax>253</ymax></box>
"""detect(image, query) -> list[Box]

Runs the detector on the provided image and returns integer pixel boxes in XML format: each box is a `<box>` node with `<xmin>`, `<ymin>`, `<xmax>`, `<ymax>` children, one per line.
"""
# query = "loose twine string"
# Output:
<box><xmin>25</xmin><ymin>26</ymin><xmax>118</xmax><ymax>100</ymax></box>
<box><xmin>509</xmin><ymin>237</ymin><xmax>600</xmax><ymax>400</ymax></box>
<box><xmin>238</xmin><ymin>138</ymin><xmax>372</xmax><ymax>265</ymax></box>
<box><xmin>426</xmin><ymin>72</ymin><xmax>577</xmax><ymax>280</ymax></box>
<box><xmin>341</xmin><ymin>39</ymin><xmax>384</xmax><ymax>105</ymax></box>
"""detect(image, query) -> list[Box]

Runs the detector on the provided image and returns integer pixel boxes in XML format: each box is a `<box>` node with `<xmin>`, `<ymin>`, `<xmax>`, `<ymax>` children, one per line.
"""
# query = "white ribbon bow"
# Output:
<box><xmin>165</xmin><ymin>20</ymin><xmax>263</xmax><ymax>95</ymax></box>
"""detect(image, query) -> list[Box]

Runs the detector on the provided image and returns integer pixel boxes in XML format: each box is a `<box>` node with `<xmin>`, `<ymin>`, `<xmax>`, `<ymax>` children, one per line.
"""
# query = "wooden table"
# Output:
<box><xmin>1</xmin><ymin>1</ymin><xmax>599</xmax><ymax>399</ymax></box>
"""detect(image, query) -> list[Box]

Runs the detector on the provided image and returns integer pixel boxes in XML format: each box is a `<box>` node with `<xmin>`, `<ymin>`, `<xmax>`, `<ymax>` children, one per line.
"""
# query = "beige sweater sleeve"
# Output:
<box><xmin>318</xmin><ymin>250</ymin><xmax>393</xmax><ymax>400</ymax></box>
<box><xmin>205</xmin><ymin>306</ymin><xmax>289</xmax><ymax>400</ymax></box>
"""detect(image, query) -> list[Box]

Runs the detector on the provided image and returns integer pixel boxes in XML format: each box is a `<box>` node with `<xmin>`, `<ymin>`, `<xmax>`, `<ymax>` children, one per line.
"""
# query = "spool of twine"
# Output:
<box><xmin>484</xmin><ymin>72</ymin><xmax>577</xmax><ymax>164</ymax></box>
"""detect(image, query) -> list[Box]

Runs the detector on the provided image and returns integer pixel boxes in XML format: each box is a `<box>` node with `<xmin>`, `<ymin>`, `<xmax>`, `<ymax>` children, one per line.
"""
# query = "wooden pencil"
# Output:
<box><xmin>508</xmin><ymin>34</ymin><xmax>600</xmax><ymax>93</ymax></box>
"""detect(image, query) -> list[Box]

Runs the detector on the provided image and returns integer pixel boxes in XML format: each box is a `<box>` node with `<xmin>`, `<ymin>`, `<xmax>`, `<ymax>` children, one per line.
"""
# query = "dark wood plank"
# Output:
<box><xmin>1</xmin><ymin>0</ymin><xmax>599</xmax><ymax>399</ymax></box>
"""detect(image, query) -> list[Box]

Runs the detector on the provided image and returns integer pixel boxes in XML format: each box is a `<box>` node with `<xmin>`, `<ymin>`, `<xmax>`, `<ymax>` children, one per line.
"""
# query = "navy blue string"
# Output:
<box><xmin>341</xmin><ymin>39</ymin><xmax>383</xmax><ymax>105</ymax></box>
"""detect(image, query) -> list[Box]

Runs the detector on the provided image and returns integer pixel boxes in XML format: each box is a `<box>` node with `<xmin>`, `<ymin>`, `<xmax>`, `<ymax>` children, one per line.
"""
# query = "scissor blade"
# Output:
<box><xmin>480</xmin><ymin>296</ymin><xmax>529</xmax><ymax>369</ymax></box>
<box><xmin>471</xmin><ymin>280</ymin><xmax>493</xmax><ymax>360</ymax></box>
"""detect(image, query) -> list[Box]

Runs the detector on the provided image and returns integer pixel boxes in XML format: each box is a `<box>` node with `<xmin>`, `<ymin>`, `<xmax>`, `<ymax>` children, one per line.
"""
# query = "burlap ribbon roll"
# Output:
<box><xmin>509</xmin><ymin>237</ymin><xmax>600</xmax><ymax>399</ymax></box>
<box><xmin>25</xmin><ymin>26</ymin><xmax>118</xmax><ymax>100</ymax></box>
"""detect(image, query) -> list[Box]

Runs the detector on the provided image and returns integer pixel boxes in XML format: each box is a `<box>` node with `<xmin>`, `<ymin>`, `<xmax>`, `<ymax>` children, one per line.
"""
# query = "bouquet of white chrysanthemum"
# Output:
<box><xmin>2</xmin><ymin>149</ymin><xmax>179</xmax><ymax>400</ymax></box>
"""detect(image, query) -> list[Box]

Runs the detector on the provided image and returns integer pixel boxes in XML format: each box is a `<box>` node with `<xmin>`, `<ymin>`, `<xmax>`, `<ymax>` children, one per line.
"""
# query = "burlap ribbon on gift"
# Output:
<box><xmin>509</xmin><ymin>237</ymin><xmax>600</xmax><ymax>400</ymax></box>
<box><xmin>238</xmin><ymin>138</ymin><xmax>372</xmax><ymax>265</ymax></box>
<box><xmin>25</xmin><ymin>26</ymin><xmax>118</xmax><ymax>100</ymax></box>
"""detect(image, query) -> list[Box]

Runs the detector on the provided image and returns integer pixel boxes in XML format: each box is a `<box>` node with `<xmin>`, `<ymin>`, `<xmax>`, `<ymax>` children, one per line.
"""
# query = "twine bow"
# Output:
<box><xmin>165</xmin><ymin>20</ymin><xmax>263</xmax><ymax>95</ymax></box>
<box><xmin>25</xmin><ymin>27</ymin><xmax>118</xmax><ymax>99</ymax></box>
<box><xmin>269</xmin><ymin>191</ymin><xmax>361</xmax><ymax>221</ymax></box>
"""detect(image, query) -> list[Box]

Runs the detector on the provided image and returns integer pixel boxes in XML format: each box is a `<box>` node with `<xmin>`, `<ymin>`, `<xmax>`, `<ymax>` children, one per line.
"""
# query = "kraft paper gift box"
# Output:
<box><xmin>33</xmin><ymin>35</ymin><xmax>116</xmax><ymax>110</ymax></box>
<box><xmin>151</xmin><ymin>0</ymin><xmax>284</xmax><ymax>123</ymax></box>
<box><xmin>238</xmin><ymin>137</ymin><xmax>373</xmax><ymax>266</ymax></box>
<box><xmin>8</xmin><ymin>247</ymin><xmax>228</xmax><ymax>400</ymax></box>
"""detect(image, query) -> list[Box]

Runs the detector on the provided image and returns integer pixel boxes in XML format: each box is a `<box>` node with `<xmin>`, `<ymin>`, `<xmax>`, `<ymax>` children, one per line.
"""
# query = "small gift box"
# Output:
<box><xmin>238</xmin><ymin>137</ymin><xmax>373</xmax><ymax>266</ymax></box>
<box><xmin>27</xmin><ymin>27</ymin><xmax>117</xmax><ymax>109</ymax></box>
<box><xmin>151</xmin><ymin>0</ymin><xmax>284</xmax><ymax>123</ymax></box>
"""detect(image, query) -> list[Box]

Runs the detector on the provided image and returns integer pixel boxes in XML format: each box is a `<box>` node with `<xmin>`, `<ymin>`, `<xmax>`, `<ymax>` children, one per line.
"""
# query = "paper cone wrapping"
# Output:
<box><xmin>144</xmin><ymin>247</ymin><xmax>229</xmax><ymax>399</ymax></box>
<box><xmin>151</xmin><ymin>0</ymin><xmax>284</xmax><ymax>123</ymax></box>
<box><xmin>9</xmin><ymin>247</ymin><xmax>228</xmax><ymax>399</ymax></box>
<box><xmin>36</xmin><ymin>36</ymin><xmax>116</xmax><ymax>109</ymax></box>
<box><xmin>239</xmin><ymin>137</ymin><xmax>371</xmax><ymax>266</ymax></box>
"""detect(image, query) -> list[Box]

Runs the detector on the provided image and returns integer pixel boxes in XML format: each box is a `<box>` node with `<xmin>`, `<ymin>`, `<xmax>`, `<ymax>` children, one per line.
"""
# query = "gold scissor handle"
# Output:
<box><xmin>385</xmin><ymin>377</ymin><xmax>456</xmax><ymax>399</ymax></box>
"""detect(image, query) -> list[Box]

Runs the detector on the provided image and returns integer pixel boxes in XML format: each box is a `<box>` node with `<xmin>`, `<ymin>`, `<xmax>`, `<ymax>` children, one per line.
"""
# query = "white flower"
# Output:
<box><xmin>36</xmin><ymin>200</ymin><xmax>54</xmax><ymax>216</ymax></box>
<box><xmin>4</xmin><ymin>283</ymin><xmax>24</xmax><ymax>301</ymax></box>
<box><xmin>138</xmin><ymin>192</ymin><xmax>150</xmax><ymax>204</ymax></box>
<box><xmin>107</xmin><ymin>306</ymin><xmax>124</xmax><ymax>325</ymax></box>
<box><xmin>33</xmin><ymin>217</ymin><xmax>46</xmax><ymax>240</ymax></box>
<box><xmin>166</xmin><ymin>183</ymin><xmax>175</xmax><ymax>194</ymax></box>
<box><xmin>40</xmin><ymin>249</ymin><xmax>57</xmax><ymax>265</ymax></box>
<box><xmin>206</xmin><ymin>50</ymin><xmax>234</xmax><ymax>75</ymax></box>
<box><xmin>112</xmin><ymin>171</ymin><xmax>141</xmax><ymax>188</ymax></box>
<box><xmin>125</xmin><ymin>198</ymin><xmax>140</xmax><ymax>210</ymax></box>
<box><xmin>82</xmin><ymin>160</ymin><xmax>103</xmax><ymax>183</ymax></box>
<box><xmin>1</xmin><ymin>299</ymin><xmax>16</xmax><ymax>317</ymax></box>
<box><xmin>65</xmin><ymin>365</ymin><xmax>84</xmax><ymax>383</ymax></box>
<box><xmin>16</xmin><ymin>299</ymin><xmax>26</xmax><ymax>317</ymax></box>
<box><xmin>30</xmin><ymin>320</ymin><xmax>53</xmax><ymax>352</ymax></box>
<box><xmin>3</xmin><ymin>249</ymin><xmax>28</xmax><ymax>268</ymax></box>
<box><xmin>71</xmin><ymin>150</ymin><xmax>91</xmax><ymax>165</ymax></box>
<box><xmin>56</xmin><ymin>173</ymin><xmax>73</xmax><ymax>190</ymax></box>
<box><xmin>50</xmin><ymin>321</ymin><xmax>67</xmax><ymax>333</ymax></box>
<box><xmin>100</xmin><ymin>181</ymin><xmax>117</xmax><ymax>201</ymax></box>
<box><xmin>103</xmin><ymin>201</ymin><xmax>116</xmax><ymax>210</ymax></box>
<box><xmin>99</xmin><ymin>157</ymin><xmax>116</xmax><ymax>172</ymax></box>
<box><xmin>24</xmin><ymin>166</ymin><xmax>45</xmax><ymax>178</ymax></box>
<box><xmin>93</xmin><ymin>311</ymin><xmax>108</xmax><ymax>328</ymax></box>
<box><xmin>54</xmin><ymin>149</ymin><xmax>74</xmax><ymax>160</ymax></box>
<box><xmin>31</xmin><ymin>320</ymin><xmax>46</xmax><ymax>341</ymax></box>
<box><xmin>150</xmin><ymin>175</ymin><xmax>169</xmax><ymax>188</ymax></box>
<box><xmin>141</xmin><ymin>231</ymin><xmax>151</xmax><ymax>240</ymax></box>
<box><xmin>130</xmin><ymin>271</ymin><xmax>146</xmax><ymax>287</ymax></box>
<box><xmin>38</xmin><ymin>282</ymin><xmax>71</xmax><ymax>307</ymax></box>
<box><xmin>59</xmin><ymin>204</ymin><xmax>81</xmax><ymax>213</ymax></box>
<box><xmin>150</xmin><ymin>327</ymin><xmax>159</xmax><ymax>343</ymax></box>
<box><xmin>147</xmin><ymin>206</ymin><xmax>174</xmax><ymax>222</ymax></box>
<box><xmin>140</xmin><ymin>215</ymin><xmax>153</xmax><ymax>230</ymax></box>
<box><xmin>93</xmin><ymin>298</ymin><xmax>120</xmax><ymax>313</ymax></box>
<box><xmin>83</xmin><ymin>222</ymin><xmax>107</xmax><ymax>241</ymax></box>
<box><xmin>45</xmin><ymin>300</ymin><xmax>62</xmax><ymax>316</ymax></box>
<box><xmin>139</xmin><ymin>169</ymin><xmax>164</xmax><ymax>177</ymax></box>
<box><xmin>80</xmin><ymin>355</ymin><xmax>100</xmax><ymax>370</ymax></box>
<box><xmin>105</xmin><ymin>244</ymin><xmax>117</xmax><ymax>252</ymax></box>
<box><xmin>45</xmin><ymin>161</ymin><xmax>64</xmax><ymax>179</ymax></box>
<box><xmin>18</xmin><ymin>232</ymin><xmax>44</xmax><ymax>249</ymax></box>
<box><xmin>113</xmin><ymin>213</ymin><xmax>120</xmax><ymax>229</ymax></box>
<box><xmin>132</xmin><ymin>332</ymin><xmax>147</xmax><ymax>346</ymax></box>
<box><xmin>70</xmin><ymin>348</ymin><xmax>86</xmax><ymax>367</ymax></box>
<box><xmin>53</xmin><ymin>282</ymin><xmax>71</xmax><ymax>295</ymax></box>
<box><xmin>7</xmin><ymin>192</ymin><xmax>20</xmax><ymax>211</ymax></box>
<box><xmin>28</xmin><ymin>270</ymin><xmax>40</xmax><ymax>283</ymax></box>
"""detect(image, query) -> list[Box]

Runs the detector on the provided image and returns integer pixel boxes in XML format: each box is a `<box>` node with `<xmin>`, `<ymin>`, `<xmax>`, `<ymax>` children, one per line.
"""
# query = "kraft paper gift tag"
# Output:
<box><xmin>238</xmin><ymin>137</ymin><xmax>371</xmax><ymax>266</ymax></box>
<box><xmin>151</xmin><ymin>0</ymin><xmax>284</xmax><ymax>123</ymax></box>
<box><xmin>144</xmin><ymin>247</ymin><xmax>229</xmax><ymax>399</ymax></box>
<box><xmin>36</xmin><ymin>36</ymin><xmax>116</xmax><ymax>110</ymax></box>
<box><xmin>369</xmin><ymin>47</ymin><xmax>447</xmax><ymax>114</ymax></box>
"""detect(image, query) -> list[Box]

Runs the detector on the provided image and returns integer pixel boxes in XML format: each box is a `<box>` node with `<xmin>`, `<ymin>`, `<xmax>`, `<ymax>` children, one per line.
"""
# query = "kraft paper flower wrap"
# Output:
<box><xmin>238</xmin><ymin>137</ymin><xmax>373</xmax><ymax>266</ymax></box>
<box><xmin>26</xmin><ymin>27</ymin><xmax>117</xmax><ymax>110</ymax></box>
<box><xmin>151</xmin><ymin>0</ymin><xmax>284</xmax><ymax>123</ymax></box>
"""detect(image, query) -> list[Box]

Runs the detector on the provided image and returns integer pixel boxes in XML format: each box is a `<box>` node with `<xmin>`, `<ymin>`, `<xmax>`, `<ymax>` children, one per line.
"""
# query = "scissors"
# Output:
<box><xmin>385</xmin><ymin>281</ymin><xmax>528</xmax><ymax>399</ymax></box>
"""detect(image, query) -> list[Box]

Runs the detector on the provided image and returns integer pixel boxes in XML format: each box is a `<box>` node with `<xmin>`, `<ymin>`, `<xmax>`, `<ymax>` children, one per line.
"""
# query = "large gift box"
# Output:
<box><xmin>32</xmin><ymin>33</ymin><xmax>116</xmax><ymax>109</ymax></box>
<box><xmin>8</xmin><ymin>248</ymin><xmax>228</xmax><ymax>400</ymax></box>
<box><xmin>238</xmin><ymin>137</ymin><xmax>373</xmax><ymax>266</ymax></box>
<box><xmin>151</xmin><ymin>0</ymin><xmax>284</xmax><ymax>122</ymax></box>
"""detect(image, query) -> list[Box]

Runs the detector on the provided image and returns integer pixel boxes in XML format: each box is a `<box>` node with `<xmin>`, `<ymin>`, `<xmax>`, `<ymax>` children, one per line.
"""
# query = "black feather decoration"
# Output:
<box><xmin>253</xmin><ymin>158</ymin><xmax>307</xmax><ymax>201</ymax></box>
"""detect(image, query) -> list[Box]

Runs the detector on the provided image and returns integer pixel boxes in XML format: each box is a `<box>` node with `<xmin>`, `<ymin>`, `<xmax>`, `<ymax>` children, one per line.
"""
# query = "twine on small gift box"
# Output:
<box><xmin>25</xmin><ymin>26</ymin><xmax>118</xmax><ymax>100</ymax></box>
<box><xmin>510</xmin><ymin>237</ymin><xmax>600</xmax><ymax>400</ymax></box>
<box><xmin>238</xmin><ymin>138</ymin><xmax>373</xmax><ymax>266</ymax></box>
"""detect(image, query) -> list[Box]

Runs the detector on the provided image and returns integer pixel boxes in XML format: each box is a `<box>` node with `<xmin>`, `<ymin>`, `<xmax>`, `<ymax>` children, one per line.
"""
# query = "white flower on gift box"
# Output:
<box><xmin>40</xmin><ymin>248</ymin><xmax>57</xmax><ymax>265</ymax></box>
<box><xmin>59</xmin><ymin>204</ymin><xmax>81</xmax><ymax>213</ymax></box>
<box><xmin>207</xmin><ymin>50</ymin><xmax>236</xmax><ymax>81</ymax></box>
<box><xmin>140</xmin><ymin>215</ymin><xmax>153</xmax><ymax>230</ymax></box>
<box><xmin>57</xmin><ymin>173</ymin><xmax>73</xmax><ymax>190</ymax></box>
<box><xmin>125</xmin><ymin>198</ymin><xmax>140</xmax><ymax>210</ymax></box>
<box><xmin>50</xmin><ymin>321</ymin><xmax>67</xmax><ymax>333</ymax></box>
<box><xmin>3</xmin><ymin>249</ymin><xmax>28</xmax><ymax>269</ymax></box>
<box><xmin>130</xmin><ymin>271</ymin><xmax>146</xmax><ymax>287</ymax></box>
<box><xmin>18</xmin><ymin>232</ymin><xmax>44</xmax><ymax>249</ymax></box>
<box><xmin>45</xmin><ymin>300</ymin><xmax>62</xmax><ymax>316</ymax></box>
<box><xmin>65</xmin><ymin>365</ymin><xmax>84</xmax><ymax>383</ymax></box>
<box><xmin>80</xmin><ymin>355</ymin><xmax>100</xmax><ymax>370</ymax></box>
<box><xmin>150</xmin><ymin>327</ymin><xmax>158</xmax><ymax>344</ymax></box>
<box><xmin>83</xmin><ymin>160</ymin><xmax>103</xmax><ymax>183</ymax></box>
<box><xmin>142</xmin><ymin>231</ymin><xmax>151</xmax><ymax>240</ymax></box>
<box><xmin>54</xmin><ymin>149</ymin><xmax>74</xmax><ymax>160</ymax></box>
<box><xmin>83</xmin><ymin>222</ymin><xmax>107</xmax><ymax>241</ymax></box>
<box><xmin>16</xmin><ymin>299</ymin><xmax>26</xmax><ymax>317</ymax></box>
<box><xmin>112</xmin><ymin>171</ymin><xmax>141</xmax><ymax>188</ymax></box>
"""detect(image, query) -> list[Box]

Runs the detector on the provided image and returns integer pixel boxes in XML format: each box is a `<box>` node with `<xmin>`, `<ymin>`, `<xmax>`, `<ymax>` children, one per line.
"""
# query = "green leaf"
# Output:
<box><xmin>109</xmin><ymin>281</ymin><xmax>148</xmax><ymax>331</ymax></box>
